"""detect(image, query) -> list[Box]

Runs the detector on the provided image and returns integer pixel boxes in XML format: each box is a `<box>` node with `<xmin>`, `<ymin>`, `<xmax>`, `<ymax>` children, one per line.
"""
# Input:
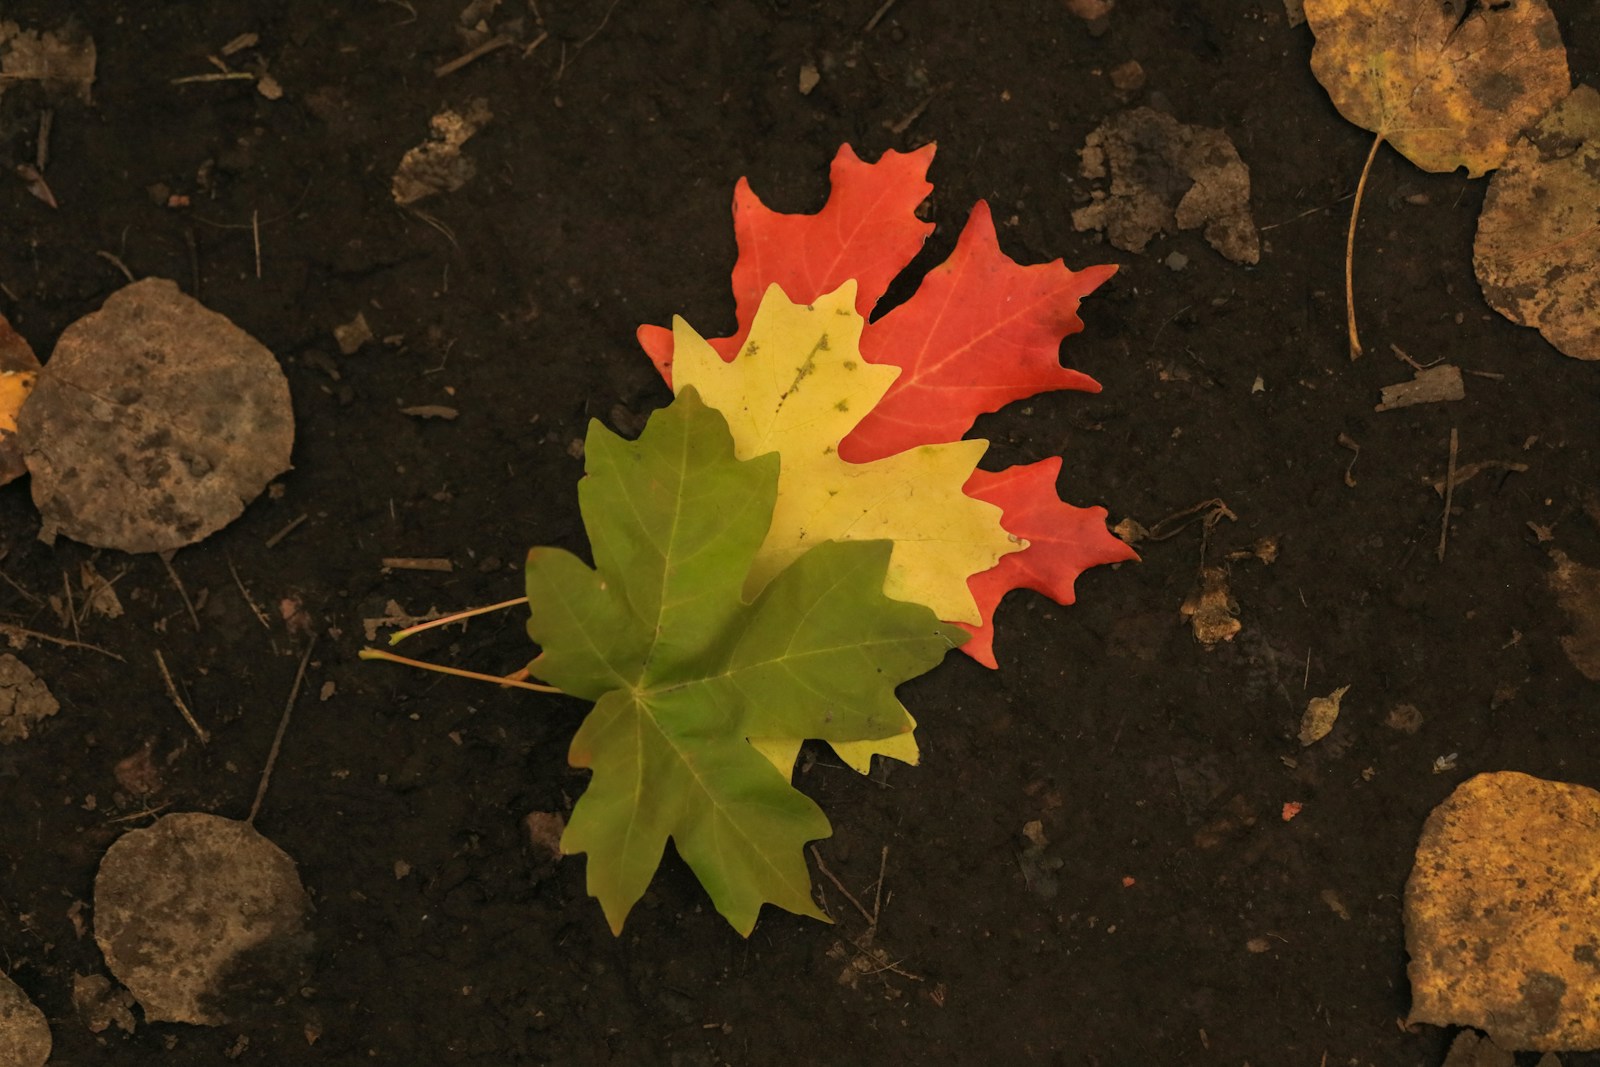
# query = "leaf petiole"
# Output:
<box><xmin>1343</xmin><ymin>131</ymin><xmax>1385</xmax><ymax>361</ymax></box>
<box><xmin>359</xmin><ymin>647</ymin><xmax>565</xmax><ymax>694</ymax></box>
<box><xmin>387</xmin><ymin>595</ymin><xmax>530</xmax><ymax>645</ymax></box>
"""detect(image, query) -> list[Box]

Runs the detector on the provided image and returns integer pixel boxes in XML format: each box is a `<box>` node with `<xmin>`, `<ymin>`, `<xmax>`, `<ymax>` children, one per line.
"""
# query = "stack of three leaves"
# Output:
<box><xmin>527</xmin><ymin>144</ymin><xmax>1134</xmax><ymax>933</ymax></box>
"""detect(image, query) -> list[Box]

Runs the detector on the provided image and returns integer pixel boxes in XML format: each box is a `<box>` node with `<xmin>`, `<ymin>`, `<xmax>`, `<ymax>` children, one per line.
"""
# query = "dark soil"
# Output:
<box><xmin>3</xmin><ymin>2</ymin><xmax>1599</xmax><ymax>1064</ymax></box>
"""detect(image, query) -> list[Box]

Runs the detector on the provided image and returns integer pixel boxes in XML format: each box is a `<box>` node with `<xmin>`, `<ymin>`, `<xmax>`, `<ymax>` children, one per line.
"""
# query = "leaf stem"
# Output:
<box><xmin>1344</xmin><ymin>131</ymin><xmax>1384</xmax><ymax>361</ymax></box>
<box><xmin>359</xmin><ymin>647</ymin><xmax>565</xmax><ymax>694</ymax></box>
<box><xmin>388</xmin><ymin>595</ymin><xmax>530</xmax><ymax>645</ymax></box>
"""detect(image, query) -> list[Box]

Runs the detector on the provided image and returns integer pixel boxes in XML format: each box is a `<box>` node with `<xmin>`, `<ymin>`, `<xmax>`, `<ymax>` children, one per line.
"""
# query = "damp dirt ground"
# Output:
<box><xmin>3</xmin><ymin>2</ymin><xmax>1599</xmax><ymax>1064</ymax></box>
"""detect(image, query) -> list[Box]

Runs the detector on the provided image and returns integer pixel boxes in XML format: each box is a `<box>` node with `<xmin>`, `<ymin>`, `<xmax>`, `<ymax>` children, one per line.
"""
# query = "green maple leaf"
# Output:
<box><xmin>527</xmin><ymin>388</ymin><xmax>965</xmax><ymax>935</ymax></box>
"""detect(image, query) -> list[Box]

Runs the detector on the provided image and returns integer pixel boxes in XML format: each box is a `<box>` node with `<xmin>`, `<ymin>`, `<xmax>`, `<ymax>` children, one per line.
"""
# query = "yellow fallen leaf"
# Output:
<box><xmin>1547</xmin><ymin>548</ymin><xmax>1600</xmax><ymax>681</ymax></box>
<box><xmin>1298</xmin><ymin>684</ymin><xmax>1349</xmax><ymax>747</ymax></box>
<box><xmin>0</xmin><ymin>311</ymin><xmax>40</xmax><ymax>487</ymax></box>
<box><xmin>672</xmin><ymin>281</ymin><xmax>1022</xmax><ymax>625</ymax></box>
<box><xmin>1407</xmin><ymin>771</ymin><xmax>1600</xmax><ymax>1050</ymax></box>
<box><xmin>1475</xmin><ymin>83</ymin><xmax>1600</xmax><ymax>362</ymax></box>
<box><xmin>1307</xmin><ymin>0</ymin><xmax>1569</xmax><ymax>177</ymax></box>
<box><xmin>1303</xmin><ymin>0</ymin><xmax>1571</xmax><ymax>356</ymax></box>
<box><xmin>0</xmin><ymin>370</ymin><xmax>34</xmax><ymax>436</ymax></box>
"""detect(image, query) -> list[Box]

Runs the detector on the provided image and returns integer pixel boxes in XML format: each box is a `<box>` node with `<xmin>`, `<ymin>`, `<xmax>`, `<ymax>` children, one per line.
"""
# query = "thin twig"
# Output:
<box><xmin>554</xmin><ymin>0</ymin><xmax>621</xmax><ymax>81</ymax></box>
<box><xmin>1144</xmin><ymin>498</ymin><xmax>1235</xmax><ymax>542</ymax></box>
<box><xmin>171</xmin><ymin>71</ymin><xmax>255</xmax><ymax>84</ymax></box>
<box><xmin>191</xmin><ymin>178</ymin><xmax>313</xmax><ymax>230</ymax></box>
<box><xmin>388</xmin><ymin>595</ymin><xmax>528</xmax><ymax>645</ymax></box>
<box><xmin>265</xmin><ymin>513</ymin><xmax>307</xmax><ymax>548</ymax></box>
<box><xmin>61</xmin><ymin>570</ymin><xmax>79</xmax><ymax>642</ymax></box>
<box><xmin>0</xmin><ymin>623</ymin><xmax>124</xmax><ymax>660</ymax></box>
<box><xmin>0</xmin><ymin>569</ymin><xmax>42</xmax><ymax>606</ymax></box>
<box><xmin>95</xmin><ymin>250</ymin><xmax>135</xmax><ymax>282</ymax></box>
<box><xmin>862</xmin><ymin>0</ymin><xmax>898</xmax><ymax>33</ymax></box>
<box><xmin>886</xmin><ymin>93</ymin><xmax>935</xmax><ymax>135</ymax></box>
<box><xmin>160</xmin><ymin>553</ymin><xmax>201</xmax><ymax>631</ymax></box>
<box><xmin>359</xmin><ymin>647</ymin><xmax>564</xmax><ymax>693</ymax></box>
<box><xmin>381</xmin><ymin>557</ymin><xmax>453</xmax><ymax>573</ymax></box>
<box><xmin>871</xmin><ymin>846</ymin><xmax>888</xmax><ymax>924</ymax></box>
<box><xmin>251</xmin><ymin>208</ymin><xmax>262</xmax><ymax>279</ymax></box>
<box><xmin>107</xmin><ymin>801</ymin><xmax>173</xmax><ymax>824</ymax></box>
<box><xmin>248</xmin><ymin>637</ymin><xmax>316</xmax><ymax>826</ymax></box>
<box><xmin>435</xmin><ymin>33</ymin><xmax>514</xmax><ymax>78</ymax></box>
<box><xmin>36</xmin><ymin>109</ymin><xmax>52</xmax><ymax>171</ymax></box>
<box><xmin>184</xmin><ymin>226</ymin><xmax>201</xmax><ymax>296</ymax></box>
<box><xmin>155</xmin><ymin>650</ymin><xmax>209</xmax><ymax>743</ymax></box>
<box><xmin>1438</xmin><ymin>427</ymin><xmax>1459</xmax><ymax>563</ymax></box>
<box><xmin>227</xmin><ymin>555</ymin><xmax>272</xmax><ymax>629</ymax></box>
<box><xmin>809</xmin><ymin>845</ymin><xmax>876</xmax><ymax>926</ymax></box>
<box><xmin>1257</xmin><ymin>191</ymin><xmax>1354</xmax><ymax>232</ymax></box>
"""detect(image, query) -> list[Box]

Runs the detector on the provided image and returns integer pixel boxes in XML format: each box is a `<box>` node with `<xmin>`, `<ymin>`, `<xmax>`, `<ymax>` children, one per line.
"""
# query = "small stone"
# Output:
<box><xmin>1164</xmin><ymin>251</ymin><xmax>1189</xmax><ymax>271</ymax></box>
<box><xmin>334</xmin><ymin>311</ymin><xmax>373</xmax><ymax>355</ymax></box>
<box><xmin>1109</xmin><ymin>60</ymin><xmax>1145</xmax><ymax>92</ymax></box>
<box><xmin>798</xmin><ymin>63</ymin><xmax>820</xmax><ymax>95</ymax></box>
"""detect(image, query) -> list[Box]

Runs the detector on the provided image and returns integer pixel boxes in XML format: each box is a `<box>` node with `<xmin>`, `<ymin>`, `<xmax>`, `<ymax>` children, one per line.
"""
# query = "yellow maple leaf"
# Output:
<box><xmin>671</xmin><ymin>280</ymin><xmax>1023</xmax><ymax>626</ymax></box>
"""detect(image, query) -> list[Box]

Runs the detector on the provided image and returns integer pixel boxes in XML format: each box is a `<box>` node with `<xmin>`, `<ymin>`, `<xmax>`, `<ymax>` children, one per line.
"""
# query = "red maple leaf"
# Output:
<box><xmin>638</xmin><ymin>144</ymin><xmax>1134</xmax><ymax>666</ymax></box>
<box><xmin>638</xmin><ymin>143</ymin><xmax>935</xmax><ymax>381</ymax></box>
<box><xmin>840</xmin><ymin>201</ymin><xmax>1115</xmax><ymax>461</ymax></box>
<box><xmin>960</xmin><ymin>461</ymin><xmax>1139</xmax><ymax>669</ymax></box>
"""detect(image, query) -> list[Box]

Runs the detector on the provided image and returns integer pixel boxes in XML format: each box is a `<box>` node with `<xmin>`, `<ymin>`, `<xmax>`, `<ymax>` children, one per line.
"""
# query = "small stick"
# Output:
<box><xmin>809</xmin><ymin>845</ymin><xmax>876</xmax><ymax>926</ymax></box>
<box><xmin>155</xmin><ymin>650</ymin><xmax>209</xmax><ymax>744</ymax></box>
<box><xmin>522</xmin><ymin>30</ymin><xmax>549</xmax><ymax>57</ymax></box>
<box><xmin>227</xmin><ymin>555</ymin><xmax>272</xmax><ymax>629</ymax></box>
<box><xmin>1257</xmin><ymin>191</ymin><xmax>1353</xmax><ymax>232</ymax></box>
<box><xmin>886</xmin><ymin>94</ymin><xmax>935</xmax><ymax>135</ymax></box>
<box><xmin>381</xmin><ymin>557</ymin><xmax>453</xmax><ymax>573</ymax></box>
<box><xmin>871</xmin><ymin>846</ymin><xmax>889</xmax><ymax>925</ymax></box>
<box><xmin>1438</xmin><ymin>427</ymin><xmax>1458</xmax><ymax>563</ymax></box>
<box><xmin>265</xmin><ymin>513</ymin><xmax>307</xmax><ymax>548</ymax></box>
<box><xmin>252</xmin><ymin>209</ymin><xmax>262</xmax><ymax>279</ymax></box>
<box><xmin>107</xmin><ymin>801</ymin><xmax>173</xmax><ymax>823</ymax></box>
<box><xmin>388</xmin><ymin>595</ymin><xmax>527</xmax><ymax>644</ymax></box>
<box><xmin>160</xmin><ymin>553</ymin><xmax>201</xmax><ymax>631</ymax></box>
<box><xmin>1145</xmin><ymin>498</ymin><xmax>1235</xmax><ymax>542</ymax></box>
<box><xmin>862</xmin><ymin>0</ymin><xmax>898</xmax><ymax>33</ymax></box>
<box><xmin>248</xmin><ymin>637</ymin><xmax>316</xmax><ymax>826</ymax></box>
<box><xmin>554</xmin><ymin>0</ymin><xmax>621</xmax><ymax>81</ymax></box>
<box><xmin>36</xmin><ymin>109</ymin><xmax>52</xmax><ymax>171</ymax></box>
<box><xmin>1343</xmin><ymin>132</ymin><xmax>1385</xmax><ymax>360</ymax></box>
<box><xmin>95</xmin><ymin>250</ymin><xmax>135</xmax><ymax>282</ymax></box>
<box><xmin>0</xmin><ymin>569</ymin><xmax>43</xmax><ymax>606</ymax></box>
<box><xmin>434</xmin><ymin>33</ymin><xmax>513</xmax><ymax>78</ymax></box>
<box><xmin>184</xmin><ymin>226</ymin><xmax>201</xmax><ymax>297</ymax></box>
<box><xmin>359</xmin><ymin>647</ymin><xmax>563</xmax><ymax>693</ymax></box>
<box><xmin>0</xmin><ymin>623</ymin><xmax>124</xmax><ymax>660</ymax></box>
<box><xmin>61</xmin><ymin>570</ymin><xmax>80</xmax><ymax>642</ymax></box>
<box><xmin>171</xmin><ymin>71</ymin><xmax>256</xmax><ymax>84</ymax></box>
